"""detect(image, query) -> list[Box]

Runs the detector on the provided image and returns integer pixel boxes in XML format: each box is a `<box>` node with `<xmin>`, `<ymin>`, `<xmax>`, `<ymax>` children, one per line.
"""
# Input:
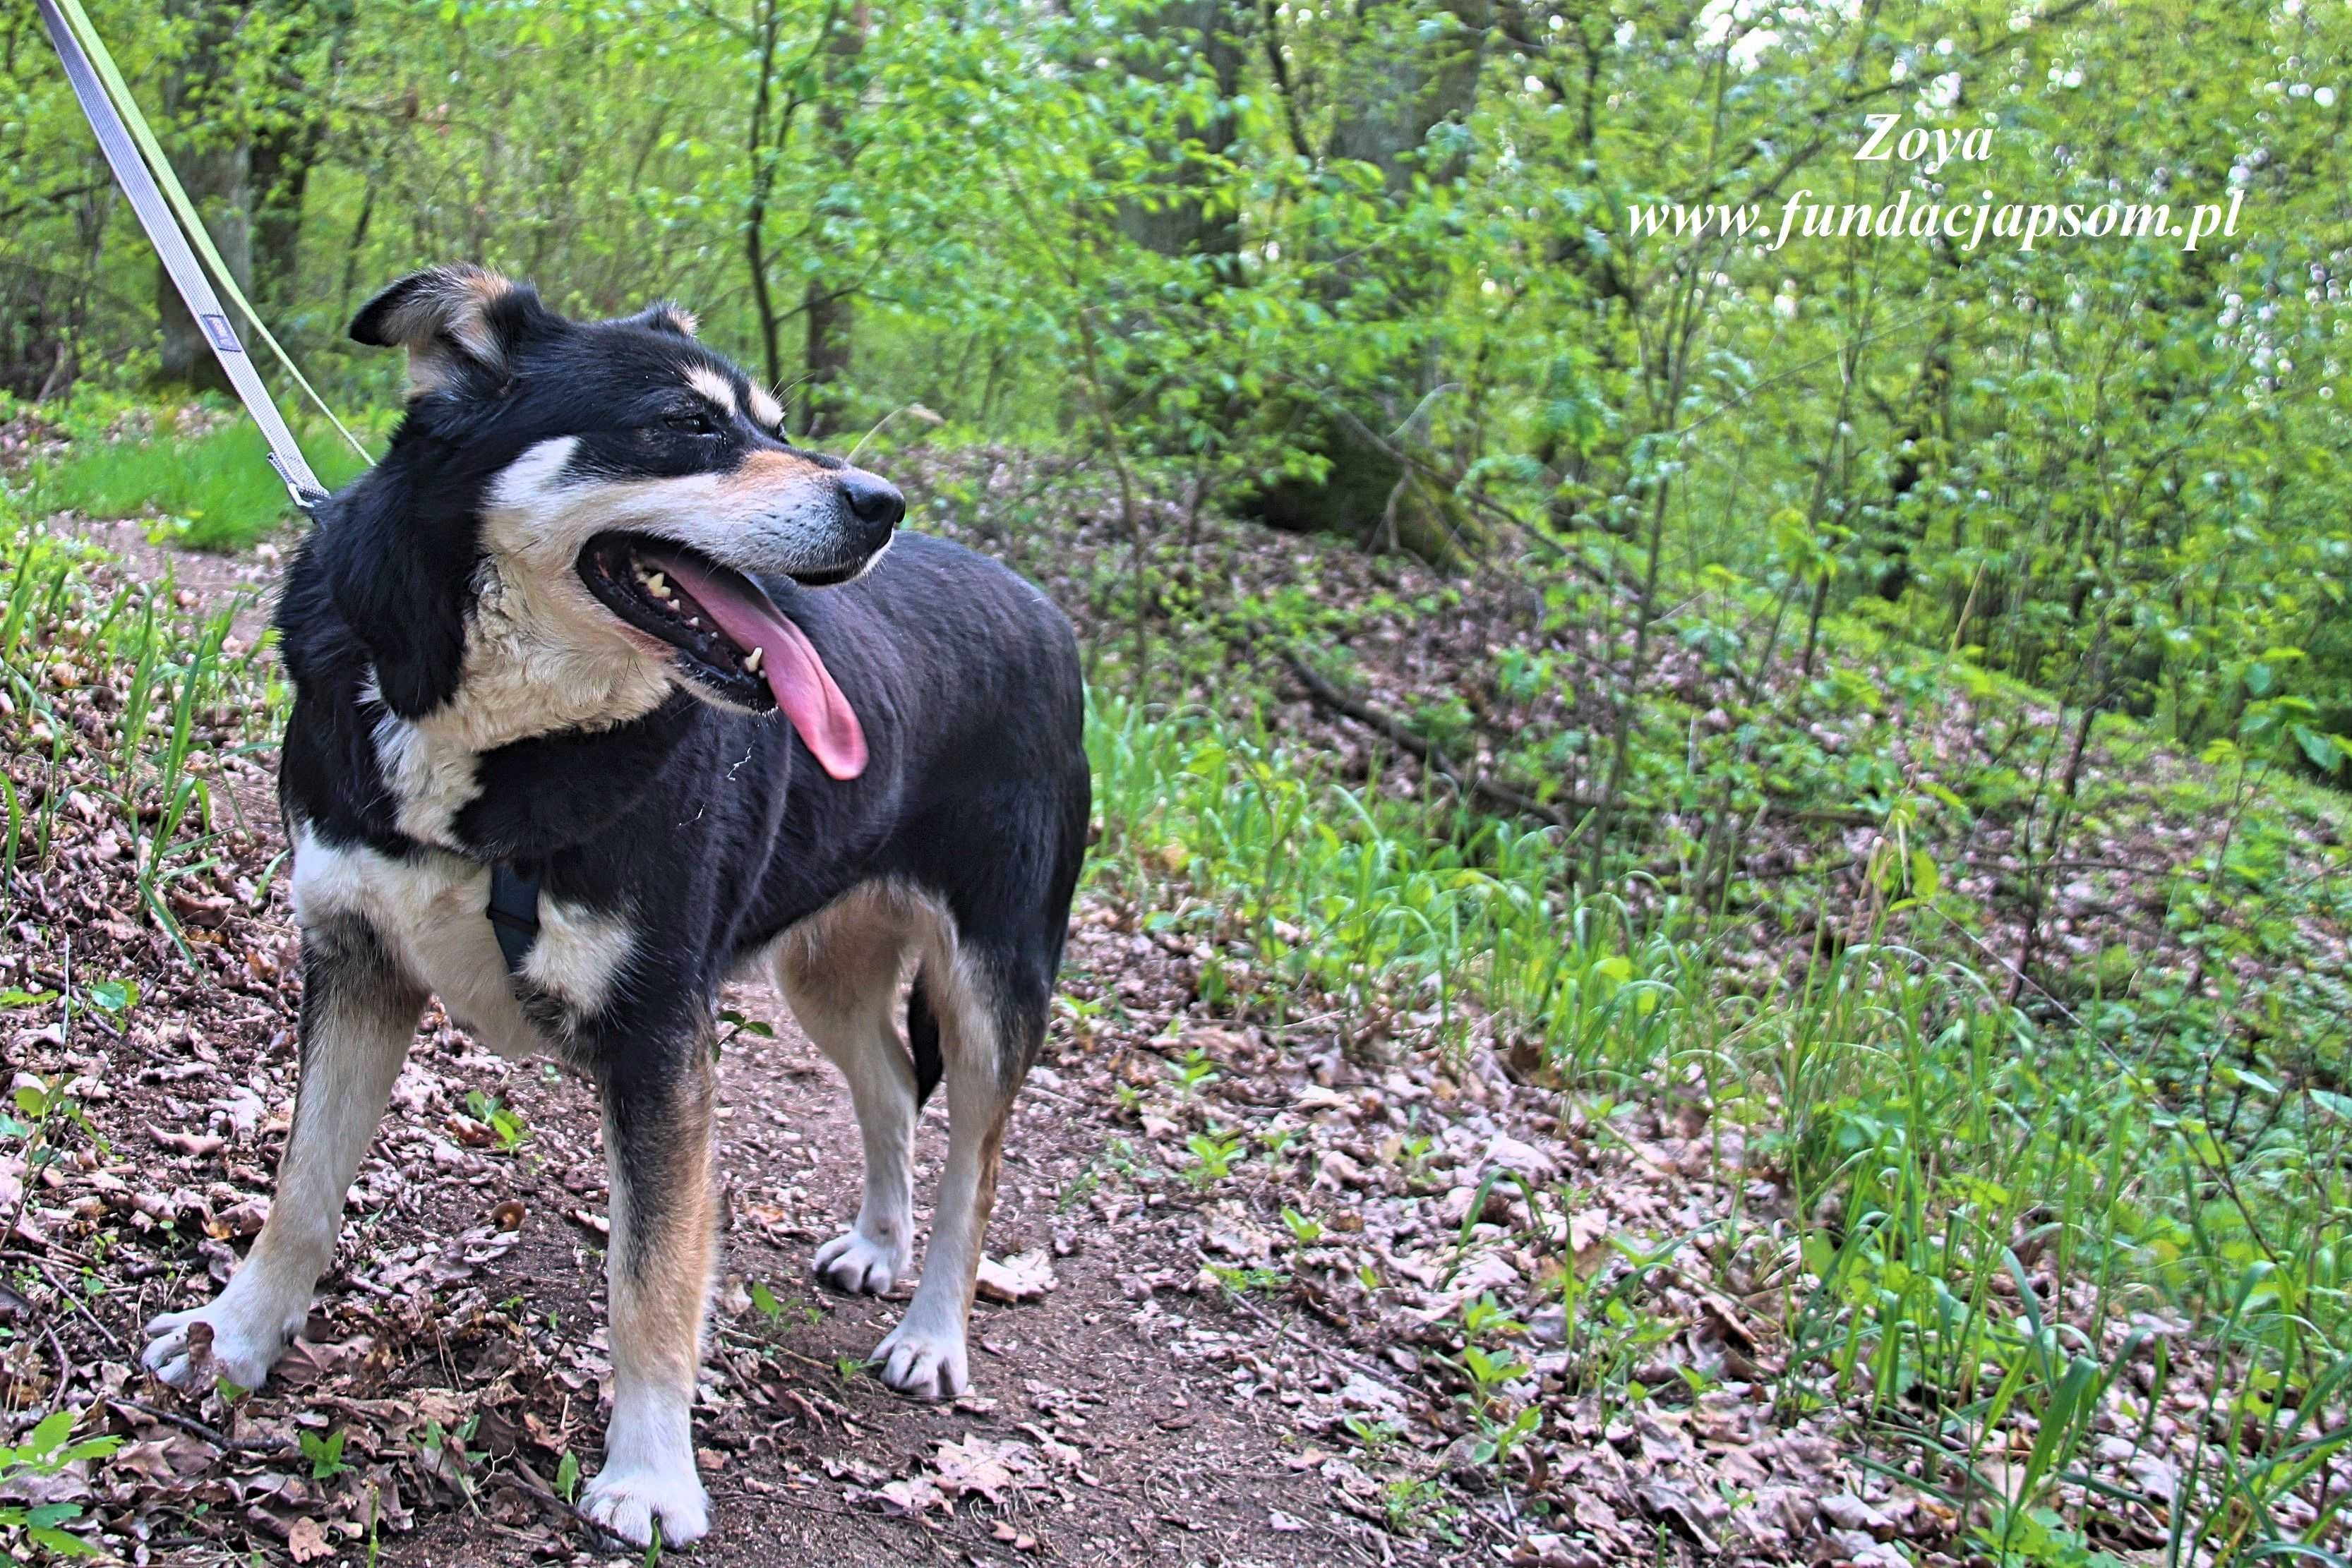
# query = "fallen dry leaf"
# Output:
<box><xmin>931</xmin><ymin>1435</ymin><xmax>1036</xmax><ymax>1504</ymax></box>
<box><xmin>974</xmin><ymin>1248</ymin><xmax>1057</xmax><ymax>1305</ymax></box>
<box><xmin>285</xmin><ymin>1515</ymin><xmax>333</xmax><ymax>1563</ymax></box>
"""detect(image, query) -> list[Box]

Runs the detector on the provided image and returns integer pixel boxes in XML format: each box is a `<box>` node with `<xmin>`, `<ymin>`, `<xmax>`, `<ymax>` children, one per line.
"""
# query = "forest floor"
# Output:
<box><xmin>3</xmin><ymin>422</ymin><xmax>2349</xmax><ymax>1567</ymax></box>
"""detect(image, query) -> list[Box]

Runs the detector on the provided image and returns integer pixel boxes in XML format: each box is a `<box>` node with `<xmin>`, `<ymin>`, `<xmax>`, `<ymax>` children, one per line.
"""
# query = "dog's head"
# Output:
<box><xmin>330</xmin><ymin>265</ymin><xmax>895</xmax><ymax>778</ymax></box>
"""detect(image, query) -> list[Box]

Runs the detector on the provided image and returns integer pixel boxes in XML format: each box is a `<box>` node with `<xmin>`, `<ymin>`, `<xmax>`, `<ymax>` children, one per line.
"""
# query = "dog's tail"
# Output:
<box><xmin>906</xmin><ymin>972</ymin><xmax>944</xmax><ymax>1110</ymax></box>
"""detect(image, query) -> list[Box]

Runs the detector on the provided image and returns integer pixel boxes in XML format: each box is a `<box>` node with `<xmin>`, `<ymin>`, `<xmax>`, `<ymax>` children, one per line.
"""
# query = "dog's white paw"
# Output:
<box><xmin>813</xmin><ymin>1226</ymin><xmax>910</xmax><ymax>1296</ymax></box>
<box><xmin>871</xmin><ymin>1319</ymin><xmax>968</xmax><ymax>1399</ymax></box>
<box><xmin>141</xmin><ymin>1296</ymin><xmax>296</xmax><ymax>1392</ymax></box>
<box><xmin>583</xmin><ymin>1463</ymin><xmax>710</xmax><ymax>1548</ymax></box>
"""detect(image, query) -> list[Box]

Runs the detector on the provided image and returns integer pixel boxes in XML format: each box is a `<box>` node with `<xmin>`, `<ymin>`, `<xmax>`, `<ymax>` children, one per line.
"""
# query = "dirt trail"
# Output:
<box><xmin>343</xmin><ymin>982</ymin><xmax>1381</xmax><ymax>1567</ymax></box>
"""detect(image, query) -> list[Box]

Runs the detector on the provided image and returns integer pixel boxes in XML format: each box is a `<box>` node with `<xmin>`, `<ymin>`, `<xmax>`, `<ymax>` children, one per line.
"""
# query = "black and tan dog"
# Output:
<box><xmin>139</xmin><ymin>266</ymin><xmax>1090</xmax><ymax>1546</ymax></box>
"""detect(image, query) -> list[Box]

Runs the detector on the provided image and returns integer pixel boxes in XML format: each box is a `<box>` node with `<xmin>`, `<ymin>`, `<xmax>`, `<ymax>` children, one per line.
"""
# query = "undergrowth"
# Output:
<box><xmin>1084</xmin><ymin>685</ymin><xmax>2352</xmax><ymax>1562</ymax></box>
<box><xmin>0</xmin><ymin>486</ymin><xmax>282</xmax><ymax>951</ymax></box>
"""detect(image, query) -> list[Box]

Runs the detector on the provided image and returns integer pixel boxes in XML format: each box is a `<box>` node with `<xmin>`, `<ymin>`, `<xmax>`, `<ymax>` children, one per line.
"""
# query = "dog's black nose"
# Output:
<box><xmin>840</xmin><ymin>468</ymin><xmax>904</xmax><ymax>531</ymax></box>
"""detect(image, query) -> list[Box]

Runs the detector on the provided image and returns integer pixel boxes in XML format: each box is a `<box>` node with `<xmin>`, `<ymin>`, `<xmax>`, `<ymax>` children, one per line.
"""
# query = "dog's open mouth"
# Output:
<box><xmin>577</xmin><ymin>532</ymin><xmax>868</xmax><ymax>779</ymax></box>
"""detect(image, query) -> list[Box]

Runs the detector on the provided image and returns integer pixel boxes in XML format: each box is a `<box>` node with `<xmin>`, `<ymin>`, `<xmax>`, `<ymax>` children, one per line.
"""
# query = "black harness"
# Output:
<box><xmin>486</xmin><ymin>861</ymin><xmax>542</xmax><ymax>973</ymax></box>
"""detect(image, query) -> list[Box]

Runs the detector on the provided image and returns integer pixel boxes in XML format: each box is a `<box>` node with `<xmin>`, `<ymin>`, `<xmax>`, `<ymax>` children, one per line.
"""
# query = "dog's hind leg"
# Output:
<box><xmin>584</xmin><ymin>1037</ymin><xmax>717</xmax><ymax>1548</ymax></box>
<box><xmin>143</xmin><ymin>915</ymin><xmax>423</xmax><ymax>1390</ymax></box>
<box><xmin>871</xmin><ymin>947</ymin><xmax>1041</xmax><ymax>1399</ymax></box>
<box><xmin>777</xmin><ymin>891</ymin><xmax>919</xmax><ymax>1296</ymax></box>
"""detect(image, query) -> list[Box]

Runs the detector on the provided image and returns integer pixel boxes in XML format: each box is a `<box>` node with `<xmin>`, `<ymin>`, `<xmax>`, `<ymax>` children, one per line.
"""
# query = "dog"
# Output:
<box><xmin>138</xmin><ymin>265</ymin><xmax>1091</xmax><ymax>1547</ymax></box>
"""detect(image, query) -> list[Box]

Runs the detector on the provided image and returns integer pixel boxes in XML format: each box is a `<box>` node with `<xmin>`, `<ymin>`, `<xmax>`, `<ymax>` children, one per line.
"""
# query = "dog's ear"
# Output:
<box><xmin>618</xmin><ymin>301</ymin><xmax>700</xmax><ymax>339</ymax></box>
<box><xmin>314</xmin><ymin>481</ymin><xmax>471</xmax><ymax>718</ymax></box>
<box><xmin>351</xmin><ymin>265</ymin><xmax>559</xmax><ymax>397</ymax></box>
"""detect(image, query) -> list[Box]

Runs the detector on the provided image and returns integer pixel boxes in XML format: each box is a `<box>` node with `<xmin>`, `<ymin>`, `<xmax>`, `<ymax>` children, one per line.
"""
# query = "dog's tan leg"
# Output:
<box><xmin>872</xmin><ymin>985</ymin><xmax>1020</xmax><ymax>1399</ymax></box>
<box><xmin>584</xmin><ymin>1046</ymin><xmax>717</xmax><ymax>1548</ymax></box>
<box><xmin>144</xmin><ymin>915</ymin><xmax>423</xmax><ymax>1390</ymax></box>
<box><xmin>779</xmin><ymin>900</ymin><xmax>917</xmax><ymax>1295</ymax></box>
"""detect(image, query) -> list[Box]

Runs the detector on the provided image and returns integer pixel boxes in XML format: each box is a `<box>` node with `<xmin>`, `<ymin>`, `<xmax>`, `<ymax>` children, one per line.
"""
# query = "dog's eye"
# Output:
<box><xmin>661</xmin><ymin>411</ymin><xmax>719</xmax><ymax>437</ymax></box>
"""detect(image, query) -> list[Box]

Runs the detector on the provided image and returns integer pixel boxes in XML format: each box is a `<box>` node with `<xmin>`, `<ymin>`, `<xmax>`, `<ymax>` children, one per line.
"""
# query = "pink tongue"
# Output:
<box><xmin>649</xmin><ymin>551</ymin><xmax>868</xmax><ymax>780</ymax></box>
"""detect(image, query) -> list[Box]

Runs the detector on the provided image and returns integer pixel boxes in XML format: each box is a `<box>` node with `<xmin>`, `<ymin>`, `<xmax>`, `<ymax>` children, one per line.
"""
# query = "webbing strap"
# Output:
<box><xmin>36</xmin><ymin>0</ymin><xmax>334</xmax><ymax>510</ymax></box>
<box><xmin>486</xmin><ymin>862</ymin><xmax>543</xmax><ymax>976</ymax></box>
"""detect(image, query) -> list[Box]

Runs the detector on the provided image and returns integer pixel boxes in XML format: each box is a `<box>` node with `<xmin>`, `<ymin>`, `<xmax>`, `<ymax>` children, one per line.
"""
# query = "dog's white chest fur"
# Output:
<box><xmin>291</xmin><ymin>826</ymin><xmax>633</xmax><ymax>1056</ymax></box>
<box><xmin>367</xmin><ymin>547</ymin><xmax>671</xmax><ymax>850</ymax></box>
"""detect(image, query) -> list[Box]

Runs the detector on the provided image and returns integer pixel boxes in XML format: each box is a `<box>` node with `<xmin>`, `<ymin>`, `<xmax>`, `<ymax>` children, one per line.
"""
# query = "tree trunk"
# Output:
<box><xmin>1115</xmin><ymin>1</ymin><xmax>1245</xmax><ymax>264</ymax></box>
<box><xmin>249</xmin><ymin>0</ymin><xmax>351</xmax><ymax>308</ymax></box>
<box><xmin>155</xmin><ymin>0</ymin><xmax>254</xmax><ymax>394</ymax></box>
<box><xmin>803</xmin><ymin>280</ymin><xmax>853</xmax><ymax>438</ymax></box>
<box><xmin>800</xmin><ymin>3</ymin><xmax>868</xmax><ymax>438</ymax></box>
<box><xmin>1323</xmin><ymin>0</ymin><xmax>1489</xmax><ymax>195</ymax></box>
<box><xmin>250</xmin><ymin>121</ymin><xmax>320</xmax><ymax>308</ymax></box>
<box><xmin>1236</xmin><ymin>0</ymin><xmax>1493</xmax><ymax>565</ymax></box>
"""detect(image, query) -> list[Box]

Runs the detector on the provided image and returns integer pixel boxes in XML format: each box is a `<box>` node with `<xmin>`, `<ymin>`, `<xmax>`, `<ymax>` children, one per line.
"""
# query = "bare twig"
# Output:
<box><xmin>1280</xmin><ymin>649</ymin><xmax>1578</xmax><ymax>832</ymax></box>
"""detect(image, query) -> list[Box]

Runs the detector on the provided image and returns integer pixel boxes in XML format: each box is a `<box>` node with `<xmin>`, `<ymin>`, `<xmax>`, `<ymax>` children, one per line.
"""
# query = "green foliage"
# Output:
<box><xmin>299</xmin><ymin>1426</ymin><xmax>352</xmax><ymax>1483</ymax></box>
<box><xmin>26</xmin><ymin>404</ymin><xmax>374</xmax><ymax>553</ymax></box>
<box><xmin>4</xmin><ymin>0</ymin><xmax>2344</xmax><ymax>749</ymax></box>
<box><xmin>0</xmin><ymin>1409</ymin><xmax>121</xmax><ymax>1561</ymax></box>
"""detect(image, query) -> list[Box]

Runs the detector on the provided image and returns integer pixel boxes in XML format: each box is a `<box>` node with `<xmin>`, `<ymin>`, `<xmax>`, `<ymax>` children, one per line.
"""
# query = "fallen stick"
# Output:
<box><xmin>1280</xmin><ymin>650</ymin><xmax>1585</xmax><ymax>832</ymax></box>
<box><xmin>1283</xmin><ymin>649</ymin><xmax>1880</xmax><ymax>834</ymax></box>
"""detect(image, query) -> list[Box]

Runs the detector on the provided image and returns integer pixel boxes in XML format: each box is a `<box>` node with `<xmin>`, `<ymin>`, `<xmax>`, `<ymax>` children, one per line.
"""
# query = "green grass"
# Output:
<box><xmin>28</xmin><ymin>410</ymin><xmax>373</xmax><ymax>551</ymax></box>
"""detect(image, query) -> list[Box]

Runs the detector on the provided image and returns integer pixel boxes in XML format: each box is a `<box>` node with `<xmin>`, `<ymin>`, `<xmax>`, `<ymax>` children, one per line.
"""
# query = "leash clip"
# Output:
<box><xmin>268</xmin><ymin>452</ymin><xmax>330</xmax><ymax>516</ymax></box>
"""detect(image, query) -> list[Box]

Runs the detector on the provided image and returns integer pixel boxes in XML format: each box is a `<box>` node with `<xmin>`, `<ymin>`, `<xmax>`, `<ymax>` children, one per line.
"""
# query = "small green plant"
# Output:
<box><xmin>555</xmin><ymin>1449</ymin><xmax>582</xmax><ymax>1504</ymax></box>
<box><xmin>463</xmin><ymin>1090</ymin><xmax>532</xmax><ymax>1151</ymax></box>
<box><xmin>1182</xmin><ymin>1128</ymin><xmax>1245</xmax><ymax>1187</ymax></box>
<box><xmin>1394</xmin><ymin>1130</ymin><xmax>1438</xmax><ymax>1189</ymax></box>
<box><xmin>0</xmin><ymin>1409</ymin><xmax>121</xmax><ymax>1560</ymax></box>
<box><xmin>1206</xmin><ymin>1262</ymin><xmax>1288</xmax><ymax>1294</ymax></box>
<box><xmin>1280</xmin><ymin>1206</ymin><xmax>1324</xmax><ymax>1245</ymax></box>
<box><xmin>1170</xmin><ymin>1047</ymin><xmax>1220</xmax><ymax>1099</ymax></box>
<box><xmin>1379</xmin><ymin>1476</ymin><xmax>1458</xmax><ymax>1540</ymax></box>
<box><xmin>716</xmin><ymin>1008</ymin><xmax>775</xmax><ymax>1052</ymax></box>
<box><xmin>300</xmin><ymin>1427</ymin><xmax>353</xmax><ymax>1482</ymax></box>
<box><xmin>1459</xmin><ymin>1292</ymin><xmax>1524</xmax><ymax>1341</ymax></box>
<box><xmin>1057</xmin><ymin>1162</ymin><xmax>1102</xmax><ymax>1212</ymax></box>
<box><xmin>746</xmin><ymin>1279</ymin><xmax>822</xmax><ymax>1332</ymax></box>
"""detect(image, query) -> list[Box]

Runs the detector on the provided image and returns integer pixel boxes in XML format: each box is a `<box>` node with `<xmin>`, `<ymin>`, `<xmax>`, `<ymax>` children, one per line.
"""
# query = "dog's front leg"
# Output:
<box><xmin>873</xmin><ymin>1042</ymin><xmax>1017</xmax><ymax>1399</ymax></box>
<box><xmin>584</xmin><ymin>1042</ymin><xmax>717</xmax><ymax>1548</ymax></box>
<box><xmin>144</xmin><ymin>916</ymin><xmax>422</xmax><ymax>1390</ymax></box>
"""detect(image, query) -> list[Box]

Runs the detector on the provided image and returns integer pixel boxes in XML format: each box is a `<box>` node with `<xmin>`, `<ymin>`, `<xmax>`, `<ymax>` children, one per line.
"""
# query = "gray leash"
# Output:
<box><xmin>40</xmin><ymin>1</ymin><xmax>555</xmax><ymax>972</ymax></box>
<box><xmin>36</xmin><ymin>0</ymin><xmax>330</xmax><ymax>513</ymax></box>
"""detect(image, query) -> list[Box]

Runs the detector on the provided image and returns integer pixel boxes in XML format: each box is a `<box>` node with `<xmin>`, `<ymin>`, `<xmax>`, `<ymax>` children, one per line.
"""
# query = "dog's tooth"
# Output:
<box><xmin>645</xmin><ymin>572</ymin><xmax>671</xmax><ymax>599</ymax></box>
<box><xmin>744</xmin><ymin>646</ymin><xmax>764</xmax><ymax>674</ymax></box>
